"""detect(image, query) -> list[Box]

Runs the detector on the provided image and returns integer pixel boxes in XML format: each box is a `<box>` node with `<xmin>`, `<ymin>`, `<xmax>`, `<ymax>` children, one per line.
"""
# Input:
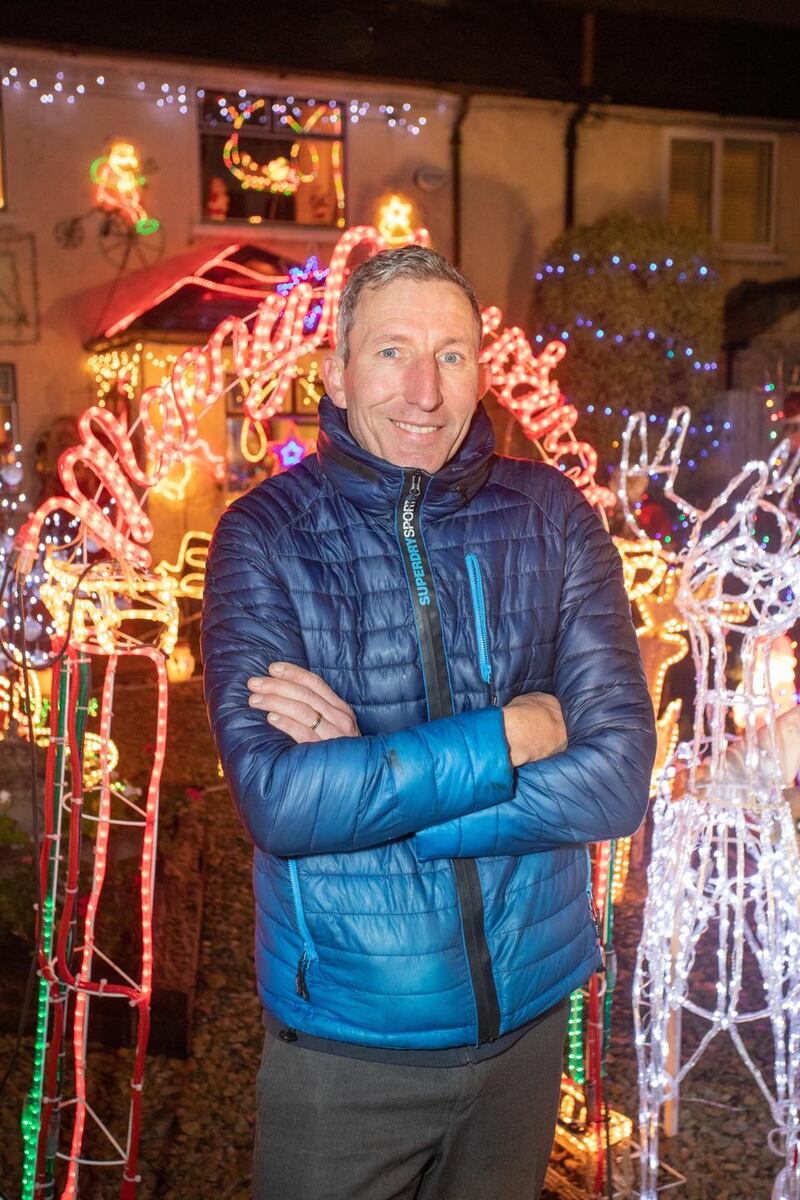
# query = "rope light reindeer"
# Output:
<box><xmin>622</xmin><ymin>408</ymin><xmax>800</xmax><ymax>1200</ymax></box>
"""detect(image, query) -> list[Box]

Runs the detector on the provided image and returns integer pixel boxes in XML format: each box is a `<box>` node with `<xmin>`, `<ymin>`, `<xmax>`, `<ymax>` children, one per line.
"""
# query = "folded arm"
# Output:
<box><xmin>415</xmin><ymin>490</ymin><xmax>657</xmax><ymax>859</ymax></box>
<box><xmin>201</xmin><ymin>506</ymin><xmax>515</xmax><ymax>858</ymax></box>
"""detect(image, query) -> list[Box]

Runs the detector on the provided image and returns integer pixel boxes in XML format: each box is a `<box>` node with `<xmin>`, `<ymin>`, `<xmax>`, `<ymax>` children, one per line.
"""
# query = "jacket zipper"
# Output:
<box><xmin>396</xmin><ymin>470</ymin><xmax>501</xmax><ymax>1043</ymax></box>
<box><xmin>287</xmin><ymin>859</ymin><xmax>318</xmax><ymax>1001</ymax></box>
<box><xmin>465</xmin><ymin>553</ymin><xmax>497</xmax><ymax>707</ymax></box>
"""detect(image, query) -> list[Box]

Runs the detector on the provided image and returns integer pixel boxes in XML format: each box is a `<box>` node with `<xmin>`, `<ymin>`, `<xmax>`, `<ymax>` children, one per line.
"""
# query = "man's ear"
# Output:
<box><xmin>323</xmin><ymin>354</ymin><xmax>347</xmax><ymax>408</ymax></box>
<box><xmin>477</xmin><ymin>361</ymin><xmax>492</xmax><ymax>399</ymax></box>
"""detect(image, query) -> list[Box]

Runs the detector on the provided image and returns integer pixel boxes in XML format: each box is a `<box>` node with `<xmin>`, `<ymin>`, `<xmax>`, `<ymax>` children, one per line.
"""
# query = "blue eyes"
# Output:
<box><xmin>378</xmin><ymin>348</ymin><xmax>462</xmax><ymax>363</ymax></box>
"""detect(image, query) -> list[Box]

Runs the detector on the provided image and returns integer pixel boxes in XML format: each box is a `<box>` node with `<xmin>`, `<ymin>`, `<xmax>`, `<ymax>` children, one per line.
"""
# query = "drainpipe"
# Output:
<box><xmin>451</xmin><ymin>94</ymin><xmax>471</xmax><ymax>268</ymax></box>
<box><xmin>564</xmin><ymin>10</ymin><xmax>596</xmax><ymax>229</ymax></box>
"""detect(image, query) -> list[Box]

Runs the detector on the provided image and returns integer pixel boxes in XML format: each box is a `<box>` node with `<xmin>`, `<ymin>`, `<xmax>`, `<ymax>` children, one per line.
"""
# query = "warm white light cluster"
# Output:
<box><xmin>620</xmin><ymin>408</ymin><xmax>800</xmax><ymax>1200</ymax></box>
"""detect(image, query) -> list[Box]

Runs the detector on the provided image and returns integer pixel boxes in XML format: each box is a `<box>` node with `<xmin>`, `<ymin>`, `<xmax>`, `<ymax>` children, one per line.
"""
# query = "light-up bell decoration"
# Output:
<box><xmin>90</xmin><ymin>141</ymin><xmax>160</xmax><ymax>236</ymax></box>
<box><xmin>626</xmin><ymin>408</ymin><xmax>800</xmax><ymax>1200</ymax></box>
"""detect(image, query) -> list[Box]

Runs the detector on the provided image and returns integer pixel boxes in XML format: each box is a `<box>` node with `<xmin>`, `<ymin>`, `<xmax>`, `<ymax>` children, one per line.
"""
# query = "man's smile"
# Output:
<box><xmin>390</xmin><ymin>419</ymin><xmax>442</xmax><ymax>435</ymax></box>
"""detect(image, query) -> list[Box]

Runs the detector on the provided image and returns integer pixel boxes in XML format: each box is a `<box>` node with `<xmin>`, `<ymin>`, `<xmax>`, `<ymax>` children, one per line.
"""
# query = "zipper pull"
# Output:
<box><xmin>589</xmin><ymin>894</ymin><xmax>607</xmax><ymax>972</ymax></box>
<box><xmin>409</xmin><ymin>473</ymin><xmax>421</xmax><ymax>496</ymax></box>
<box><xmin>296</xmin><ymin>948</ymin><xmax>312</xmax><ymax>1001</ymax></box>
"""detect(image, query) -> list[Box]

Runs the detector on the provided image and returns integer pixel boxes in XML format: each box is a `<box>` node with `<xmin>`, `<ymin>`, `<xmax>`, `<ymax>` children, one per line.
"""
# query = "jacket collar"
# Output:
<box><xmin>314</xmin><ymin>394</ymin><xmax>495</xmax><ymax>517</ymax></box>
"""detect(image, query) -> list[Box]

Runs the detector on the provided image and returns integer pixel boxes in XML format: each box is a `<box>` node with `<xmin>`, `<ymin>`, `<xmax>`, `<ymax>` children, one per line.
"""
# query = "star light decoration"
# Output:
<box><xmin>276</xmin><ymin>255</ymin><xmax>329</xmax><ymax>333</ymax></box>
<box><xmin>622</xmin><ymin>408</ymin><xmax>800</xmax><ymax>1200</ymax></box>
<box><xmin>275</xmin><ymin>436</ymin><xmax>307</xmax><ymax>468</ymax></box>
<box><xmin>377</xmin><ymin>193</ymin><xmax>415</xmax><ymax>246</ymax></box>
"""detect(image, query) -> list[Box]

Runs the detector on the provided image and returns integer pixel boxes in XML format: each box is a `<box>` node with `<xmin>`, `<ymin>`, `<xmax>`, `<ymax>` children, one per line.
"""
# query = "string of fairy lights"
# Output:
<box><xmin>0</xmin><ymin>57</ymin><xmax>437</xmax><ymax>135</ymax></box>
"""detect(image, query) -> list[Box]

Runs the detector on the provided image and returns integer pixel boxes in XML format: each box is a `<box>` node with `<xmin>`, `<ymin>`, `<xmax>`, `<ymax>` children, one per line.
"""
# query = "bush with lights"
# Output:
<box><xmin>533</xmin><ymin>212</ymin><xmax>724</xmax><ymax>469</ymax></box>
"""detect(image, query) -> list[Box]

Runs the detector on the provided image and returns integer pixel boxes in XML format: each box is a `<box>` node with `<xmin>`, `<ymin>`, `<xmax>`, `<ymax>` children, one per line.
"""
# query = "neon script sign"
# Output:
<box><xmin>18</xmin><ymin>225</ymin><xmax>610</xmax><ymax>571</ymax></box>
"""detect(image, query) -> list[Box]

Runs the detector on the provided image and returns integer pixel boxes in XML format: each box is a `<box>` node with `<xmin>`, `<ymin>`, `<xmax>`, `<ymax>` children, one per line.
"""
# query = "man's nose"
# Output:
<box><xmin>407</xmin><ymin>356</ymin><xmax>443</xmax><ymax>411</ymax></box>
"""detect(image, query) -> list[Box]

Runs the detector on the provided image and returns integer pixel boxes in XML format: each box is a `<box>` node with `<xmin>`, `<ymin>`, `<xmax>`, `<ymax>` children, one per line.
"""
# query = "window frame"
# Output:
<box><xmin>663</xmin><ymin>126</ymin><xmax>779</xmax><ymax>257</ymax></box>
<box><xmin>0</xmin><ymin>362</ymin><xmax>18</xmax><ymax>447</ymax></box>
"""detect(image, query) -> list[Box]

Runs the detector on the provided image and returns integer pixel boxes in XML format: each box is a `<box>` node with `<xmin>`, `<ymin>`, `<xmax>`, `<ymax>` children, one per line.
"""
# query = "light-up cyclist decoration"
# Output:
<box><xmin>624</xmin><ymin>408</ymin><xmax>800</xmax><ymax>1200</ymax></box>
<box><xmin>90</xmin><ymin>141</ymin><xmax>160</xmax><ymax>236</ymax></box>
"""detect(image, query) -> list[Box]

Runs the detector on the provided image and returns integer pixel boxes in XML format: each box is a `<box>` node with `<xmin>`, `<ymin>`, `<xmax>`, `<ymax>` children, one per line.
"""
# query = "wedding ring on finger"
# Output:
<box><xmin>311</xmin><ymin>711</ymin><xmax>323</xmax><ymax>732</ymax></box>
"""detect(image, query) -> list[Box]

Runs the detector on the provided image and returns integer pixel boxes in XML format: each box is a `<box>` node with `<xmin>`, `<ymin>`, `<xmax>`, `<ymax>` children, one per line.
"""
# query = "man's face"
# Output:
<box><xmin>323</xmin><ymin>278</ymin><xmax>490</xmax><ymax>474</ymax></box>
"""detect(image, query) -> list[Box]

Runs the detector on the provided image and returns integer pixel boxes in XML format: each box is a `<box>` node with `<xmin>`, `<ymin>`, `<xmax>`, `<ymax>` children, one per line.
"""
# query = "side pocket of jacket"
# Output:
<box><xmin>287</xmin><ymin>859</ymin><xmax>318</xmax><ymax>1001</ymax></box>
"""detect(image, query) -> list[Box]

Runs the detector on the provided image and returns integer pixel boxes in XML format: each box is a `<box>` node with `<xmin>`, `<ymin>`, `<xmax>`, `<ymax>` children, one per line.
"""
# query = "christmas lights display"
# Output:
<box><xmin>557</xmin><ymin>838</ymin><xmax>637</xmax><ymax>1193</ymax></box>
<box><xmin>6</xmin><ymin>223</ymin><xmax>616</xmax><ymax>1195</ymax></box>
<box><xmin>18</xmin><ymin>635</ymin><xmax>171</xmax><ymax>1200</ymax></box>
<box><xmin>533</xmin><ymin>213</ymin><xmax>724</xmax><ymax>474</ymax></box>
<box><xmin>376</xmin><ymin>194</ymin><xmax>416</xmax><ymax>246</ymax></box>
<box><xmin>18</xmin><ymin>225</ymin><xmax>613</xmax><ymax>575</ymax></box>
<box><xmin>222</xmin><ymin>98</ymin><xmax>326</xmax><ymax>194</ymax></box>
<box><xmin>0</xmin><ymin>55</ymin><xmax>435</xmax><ymax>137</ymax></box>
<box><xmin>625</xmin><ymin>408</ymin><xmax>800</xmax><ymax>1200</ymax></box>
<box><xmin>90</xmin><ymin>141</ymin><xmax>160</xmax><ymax>236</ymax></box>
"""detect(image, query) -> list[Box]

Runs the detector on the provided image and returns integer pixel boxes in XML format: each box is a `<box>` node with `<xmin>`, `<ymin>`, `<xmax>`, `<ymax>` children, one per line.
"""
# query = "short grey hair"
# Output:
<box><xmin>335</xmin><ymin>245</ymin><xmax>483</xmax><ymax>363</ymax></box>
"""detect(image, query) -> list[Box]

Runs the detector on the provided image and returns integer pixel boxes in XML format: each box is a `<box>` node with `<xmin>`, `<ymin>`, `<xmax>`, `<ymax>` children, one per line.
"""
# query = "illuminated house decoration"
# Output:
<box><xmin>55</xmin><ymin>224</ymin><xmax>614</xmax><ymax>579</ymax></box>
<box><xmin>377</xmin><ymin>193</ymin><xmax>416</xmax><ymax>246</ymax></box>
<box><xmin>90</xmin><ymin>141</ymin><xmax>160</xmax><ymax>236</ymax></box>
<box><xmin>223</xmin><ymin>98</ymin><xmax>323</xmax><ymax>194</ymax></box>
<box><xmin>8</xmin><ymin>224</ymin><xmax>616</xmax><ymax>1196</ymax></box>
<box><xmin>201</xmin><ymin>93</ymin><xmax>345</xmax><ymax>228</ymax></box>
<box><xmin>732</xmin><ymin>632</ymin><xmax>798</xmax><ymax>729</ymax></box>
<box><xmin>625</xmin><ymin>409</ymin><xmax>800</xmax><ymax>1200</ymax></box>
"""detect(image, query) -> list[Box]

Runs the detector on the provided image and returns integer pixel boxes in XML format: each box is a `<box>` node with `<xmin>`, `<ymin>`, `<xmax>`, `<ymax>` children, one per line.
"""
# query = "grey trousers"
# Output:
<box><xmin>253</xmin><ymin>1000</ymin><xmax>569</xmax><ymax>1200</ymax></box>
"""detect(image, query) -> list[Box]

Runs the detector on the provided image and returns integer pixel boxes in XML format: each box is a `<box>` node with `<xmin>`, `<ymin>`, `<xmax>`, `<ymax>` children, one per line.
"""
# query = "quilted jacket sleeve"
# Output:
<box><xmin>201</xmin><ymin>504</ymin><xmax>514</xmax><ymax>858</ymax></box>
<box><xmin>414</xmin><ymin>487</ymin><xmax>656</xmax><ymax>859</ymax></box>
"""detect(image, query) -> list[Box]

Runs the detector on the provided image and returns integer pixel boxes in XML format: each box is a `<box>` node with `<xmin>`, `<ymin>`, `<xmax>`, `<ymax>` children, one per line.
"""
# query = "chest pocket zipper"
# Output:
<box><xmin>465</xmin><ymin>553</ymin><xmax>497</xmax><ymax>707</ymax></box>
<box><xmin>287</xmin><ymin>859</ymin><xmax>318</xmax><ymax>1001</ymax></box>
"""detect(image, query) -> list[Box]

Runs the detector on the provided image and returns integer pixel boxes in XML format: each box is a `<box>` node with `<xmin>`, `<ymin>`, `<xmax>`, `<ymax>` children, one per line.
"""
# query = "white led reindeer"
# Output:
<box><xmin>622</xmin><ymin>409</ymin><xmax>800</xmax><ymax>1200</ymax></box>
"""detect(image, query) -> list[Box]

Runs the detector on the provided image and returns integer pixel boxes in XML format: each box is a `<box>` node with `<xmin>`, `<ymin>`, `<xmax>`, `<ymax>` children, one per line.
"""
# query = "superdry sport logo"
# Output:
<box><xmin>401</xmin><ymin>482</ymin><xmax>431</xmax><ymax>607</ymax></box>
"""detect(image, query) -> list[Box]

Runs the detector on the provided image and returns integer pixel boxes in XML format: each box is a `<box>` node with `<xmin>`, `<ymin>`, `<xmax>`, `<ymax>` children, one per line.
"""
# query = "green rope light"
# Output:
<box><xmin>20</xmin><ymin>658</ymin><xmax>70</xmax><ymax>1198</ymax></box>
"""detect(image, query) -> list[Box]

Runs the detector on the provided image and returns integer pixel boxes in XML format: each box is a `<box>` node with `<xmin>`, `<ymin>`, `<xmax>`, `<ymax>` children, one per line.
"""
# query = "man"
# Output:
<box><xmin>201</xmin><ymin>246</ymin><xmax>656</xmax><ymax>1200</ymax></box>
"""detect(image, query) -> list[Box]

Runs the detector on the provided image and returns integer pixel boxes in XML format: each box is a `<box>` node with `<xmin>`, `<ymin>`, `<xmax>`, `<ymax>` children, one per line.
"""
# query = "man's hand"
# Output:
<box><xmin>502</xmin><ymin>693</ymin><xmax>568</xmax><ymax>768</ymax></box>
<box><xmin>247</xmin><ymin>663</ymin><xmax>360</xmax><ymax>743</ymax></box>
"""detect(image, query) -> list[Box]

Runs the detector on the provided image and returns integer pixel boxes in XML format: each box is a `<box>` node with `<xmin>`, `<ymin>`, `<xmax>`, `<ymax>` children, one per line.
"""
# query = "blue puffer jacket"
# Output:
<box><xmin>201</xmin><ymin>396</ymin><xmax>656</xmax><ymax>1049</ymax></box>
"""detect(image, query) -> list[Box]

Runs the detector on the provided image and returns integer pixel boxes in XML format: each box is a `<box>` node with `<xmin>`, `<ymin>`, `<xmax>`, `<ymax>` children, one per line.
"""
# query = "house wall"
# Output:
<box><xmin>461</xmin><ymin>96</ymin><xmax>800</xmax><ymax>325</ymax></box>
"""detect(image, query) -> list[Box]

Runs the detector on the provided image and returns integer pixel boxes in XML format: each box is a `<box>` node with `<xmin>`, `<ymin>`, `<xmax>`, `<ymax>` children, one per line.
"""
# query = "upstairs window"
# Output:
<box><xmin>0</xmin><ymin>96</ymin><xmax>5</xmax><ymax>211</ymax></box>
<box><xmin>0</xmin><ymin>363</ymin><xmax>18</xmax><ymax>452</ymax></box>
<box><xmin>199</xmin><ymin>93</ymin><xmax>346</xmax><ymax>228</ymax></box>
<box><xmin>668</xmin><ymin>132</ymin><xmax>776</xmax><ymax>251</ymax></box>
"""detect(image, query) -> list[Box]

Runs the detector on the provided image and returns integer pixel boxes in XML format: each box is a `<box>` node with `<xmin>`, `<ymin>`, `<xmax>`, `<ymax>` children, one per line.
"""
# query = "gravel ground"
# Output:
<box><xmin>0</xmin><ymin>677</ymin><xmax>789</xmax><ymax>1199</ymax></box>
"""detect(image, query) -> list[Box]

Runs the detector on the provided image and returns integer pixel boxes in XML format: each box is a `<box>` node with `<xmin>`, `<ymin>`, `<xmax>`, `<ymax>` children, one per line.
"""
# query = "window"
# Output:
<box><xmin>199</xmin><ymin>93</ymin><xmax>345</xmax><ymax>228</ymax></box>
<box><xmin>667</xmin><ymin>132</ymin><xmax>776</xmax><ymax>251</ymax></box>
<box><xmin>0</xmin><ymin>96</ymin><xmax>5</xmax><ymax>211</ymax></box>
<box><xmin>0</xmin><ymin>363</ymin><xmax>17</xmax><ymax>452</ymax></box>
